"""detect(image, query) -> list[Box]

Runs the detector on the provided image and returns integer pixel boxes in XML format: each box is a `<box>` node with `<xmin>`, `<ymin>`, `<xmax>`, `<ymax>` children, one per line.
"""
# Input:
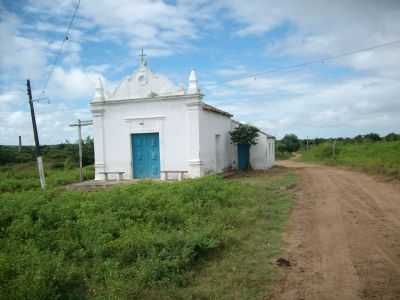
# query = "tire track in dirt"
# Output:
<box><xmin>272</xmin><ymin>161</ymin><xmax>400</xmax><ymax>300</ymax></box>
<box><xmin>330</xmin><ymin>171</ymin><xmax>400</xmax><ymax>299</ymax></box>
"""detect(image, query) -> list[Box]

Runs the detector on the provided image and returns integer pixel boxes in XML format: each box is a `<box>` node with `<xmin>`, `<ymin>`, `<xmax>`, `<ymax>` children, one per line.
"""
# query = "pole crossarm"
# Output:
<box><xmin>69</xmin><ymin>120</ymin><xmax>93</xmax><ymax>127</ymax></box>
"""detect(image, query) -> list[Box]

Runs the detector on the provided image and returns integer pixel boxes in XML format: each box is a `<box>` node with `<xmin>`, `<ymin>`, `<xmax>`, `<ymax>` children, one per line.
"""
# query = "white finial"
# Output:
<box><xmin>93</xmin><ymin>77</ymin><xmax>105</xmax><ymax>102</ymax></box>
<box><xmin>188</xmin><ymin>69</ymin><xmax>199</xmax><ymax>94</ymax></box>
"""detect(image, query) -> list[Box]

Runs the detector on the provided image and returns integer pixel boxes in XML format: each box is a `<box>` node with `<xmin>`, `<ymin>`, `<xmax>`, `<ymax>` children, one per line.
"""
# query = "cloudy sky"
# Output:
<box><xmin>1</xmin><ymin>0</ymin><xmax>400</xmax><ymax>145</ymax></box>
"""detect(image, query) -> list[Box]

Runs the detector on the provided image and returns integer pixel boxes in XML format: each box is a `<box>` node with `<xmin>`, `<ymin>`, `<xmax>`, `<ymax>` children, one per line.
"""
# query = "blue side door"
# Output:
<box><xmin>132</xmin><ymin>133</ymin><xmax>160</xmax><ymax>178</ymax></box>
<box><xmin>237</xmin><ymin>144</ymin><xmax>250</xmax><ymax>170</ymax></box>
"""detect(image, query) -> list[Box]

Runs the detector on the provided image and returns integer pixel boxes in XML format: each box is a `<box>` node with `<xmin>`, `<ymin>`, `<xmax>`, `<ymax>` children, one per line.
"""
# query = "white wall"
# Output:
<box><xmin>92</xmin><ymin>96</ymin><xmax>275</xmax><ymax>180</ymax></box>
<box><xmin>199</xmin><ymin>110</ymin><xmax>235</xmax><ymax>174</ymax></box>
<box><xmin>267</xmin><ymin>138</ymin><xmax>275</xmax><ymax>166</ymax></box>
<box><xmin>91</xmin><ymin>95</ymin><xmax>201</xmax><ymax>180</ymax></box>
<box><xmin>250</xmin><ymin>134</ymin><xmax>275</xmax><ymax>169</ymax></box>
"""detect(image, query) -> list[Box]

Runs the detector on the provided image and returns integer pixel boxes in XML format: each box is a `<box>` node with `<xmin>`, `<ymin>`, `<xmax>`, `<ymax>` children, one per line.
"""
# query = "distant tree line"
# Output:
<box><xmin>277</xmin><ymin>132</ymin><xmax>400</xmax><ymax>157</ymax></box>
<box><xmin>304</xmin><ymin>132</ymin><xmax>400</xmax><ymax>147</ymax></box>
<box><xmin>0</xmin><ymin>137</ymin><xmax>94</xmax><ymax>167</ymax></box>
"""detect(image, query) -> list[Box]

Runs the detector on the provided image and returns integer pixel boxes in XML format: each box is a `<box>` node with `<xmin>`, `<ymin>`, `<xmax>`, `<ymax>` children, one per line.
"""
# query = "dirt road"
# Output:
<box><xmin>273</xmin><ymin>160</ymin><xmax>400</xmax><ymax>300</ymax></box>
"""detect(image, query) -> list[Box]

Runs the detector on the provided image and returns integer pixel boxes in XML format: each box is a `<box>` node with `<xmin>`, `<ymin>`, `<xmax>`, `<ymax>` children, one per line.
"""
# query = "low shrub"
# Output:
<box><xmin>276</xmin><ymin>151</ymin><xmax>292</xmax><ymax>160</ymax></box>
<box><xmin>0</xmin><ymin>164</ymin><xmax>94</xmax><ymax>193</ymax></box>
<box><xmin>0</xmin><ymin>176</ymin><xmax>251</xmax><ymax>299</ymax></box>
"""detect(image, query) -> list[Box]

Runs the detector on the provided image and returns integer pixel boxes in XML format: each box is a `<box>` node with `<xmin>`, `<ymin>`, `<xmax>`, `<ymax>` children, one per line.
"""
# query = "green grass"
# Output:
<box><xmin>276</xmin><ymin>150</ymin><xmax>293</xmax><ymax>160</ymax></box>
<box><xmin>0</xmin><ymin>165</ymin><xmax>296</xmax><ymax>299</ymax></box>
<box><xmin>301</xmin><ymin>141</ymin><xmax>400</xmax><ymax>179</ymax></box>
<box><xmin>159</xmin><ymin>170</ymin><xmax>296</xmax><ymax>300</ymax></box>
<box><xmin>0</xmin><ymin>163</ymin><xmax>94</xmax><ymax>193</ymax></box>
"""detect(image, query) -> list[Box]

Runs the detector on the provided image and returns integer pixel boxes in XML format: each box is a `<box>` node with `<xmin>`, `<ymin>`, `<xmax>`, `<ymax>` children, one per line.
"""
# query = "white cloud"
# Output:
<box><xmin>0</xmin><ymin>91</ymin><xmax>22</xmax><ymax>109</ymax></box>
<box><xmin>0</xmin><ymin>13</ymin><xmax>47</xmax><ymax>82</ymax></box>
<box><xmin>42</xmin><ymin>66</ymin><xmax>119</xmax><ymax>103</ymax></box>
<box><xmin>215</xmin><ymin>65</ymin><xmax>248</xmax><ymax>77</ymax></box>
<box><xmin>46</xmin><ymin>67</ymin><xmax>95</xmax><ymax>101</ymax></box>
<box><xmin>221</xmin><ymin>1</ymin><xmax>400</xmax><ymax>78</ymax></box>
<box><xmin>201</xmin><ymin>1</ymin><xmax>400</xmax><ymax>137</ymax></box>
<box><xmin>206</xmin><ymin>64</ymin><xmax>400</xmax><ymax>138</ymax></box>
<box><xmin>1</xmin><ymin>0</ymin><xmax>400</xmax><ymax>144</ymax></box>
<box><xmin>0</xmin><ymin>104</ymin><xmax>93</xmax><ymax>145</ymax></box>
<box><xmin>24</xmin><ymin>0</ymin><xmax>209</xmax><ymax>56</ymax></box>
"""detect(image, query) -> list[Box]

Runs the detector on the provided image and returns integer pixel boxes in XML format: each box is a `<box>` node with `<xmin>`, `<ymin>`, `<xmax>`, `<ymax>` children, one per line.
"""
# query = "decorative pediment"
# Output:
<box><xmin>91</xmin><ymin>50</ymin><xmax>201</xmax><ymax>103</ymax></box>
<box><xmin>108</xmin><ymin>63</ymin><xmax>184</xmax><ymax>100</ymax></box>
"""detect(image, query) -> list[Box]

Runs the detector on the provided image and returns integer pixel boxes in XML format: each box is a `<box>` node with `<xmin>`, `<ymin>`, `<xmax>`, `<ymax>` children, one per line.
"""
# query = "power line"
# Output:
<box><xmin>39</xmin><ymin>0</ymin><xmax>81</xmax><ymax>100</ymax></box>
<box><xmin>57</xmin><ymin>31</ymin><xmax>98</xmax><ymax>88</ymax></box>
<box><xmin>204</xmin><ymin>39</ymin><xmax>400</xmax><ymax>88</ymax></box>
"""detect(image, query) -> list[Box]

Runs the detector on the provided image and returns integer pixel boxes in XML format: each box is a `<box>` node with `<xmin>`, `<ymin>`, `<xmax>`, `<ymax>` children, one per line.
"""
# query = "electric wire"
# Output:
<box><xmin>203</xmin><ymin>39</ymin><xmax>400</xmax><ymax>89</ymax></box>
<box><xmin>38</xmin><ymin>0</ymin><xmax>81</xmax><ymax>100</ymax></box>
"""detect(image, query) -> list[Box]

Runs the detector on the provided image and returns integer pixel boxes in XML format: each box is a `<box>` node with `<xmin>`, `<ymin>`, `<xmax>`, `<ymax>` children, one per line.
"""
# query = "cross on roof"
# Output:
<box><xmin>139</xmin><ymin>48</ymin><xmax>146</xmax><ymax>65</ymax></box>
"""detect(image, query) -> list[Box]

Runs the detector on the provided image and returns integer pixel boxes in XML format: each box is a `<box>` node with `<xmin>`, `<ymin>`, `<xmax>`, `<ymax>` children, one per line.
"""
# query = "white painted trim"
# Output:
<box><xmin>91</xmin><ymin>94</ymin><xmax>204</xmax><ymax>106</ymax></box>
<box><xmin>124</xmin><ymin>115</ymin><xmax>166</xmax><ymax>122</ymax></box>
<box><xmin>188</xmin><ymin>159</ymin><xmax>203</xmax><ymax>165</ymax></box>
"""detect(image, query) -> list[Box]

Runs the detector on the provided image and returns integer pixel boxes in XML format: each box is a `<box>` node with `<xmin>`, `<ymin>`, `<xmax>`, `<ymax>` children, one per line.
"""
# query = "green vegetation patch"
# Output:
<box><xmin>301</xmin><ymin>141</ymin><xmax>400</xmax><ymax>179</ymax></box>
<box><xmin>0</xmin><ymin>172</ymin><xmax>296</xmax><ymax>299</ymax></box>
<box><xmin>138</xmin><ymin>170</ymin><xmax>296</xmax><ymax>299</ymax></box>
<box><xmin>0</xmin><ymin>139</ymin><xmax>95</xmax><ymax>193</ymax></box>
<box><xmin>0</xmin><ymin>164</ymin><xmax>94</xmax><ymax>193</ymax></box>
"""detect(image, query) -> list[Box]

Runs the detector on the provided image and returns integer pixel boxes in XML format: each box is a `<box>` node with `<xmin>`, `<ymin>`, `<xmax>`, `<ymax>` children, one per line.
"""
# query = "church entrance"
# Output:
<box><xmin>131</xmin><ymin>133</ymin><xmax>160</xmax><ymax>178</ymax></box>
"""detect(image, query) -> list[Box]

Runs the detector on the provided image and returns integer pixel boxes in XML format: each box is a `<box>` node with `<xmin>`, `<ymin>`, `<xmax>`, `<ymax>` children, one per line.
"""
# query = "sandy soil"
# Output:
<box><xmin>272</xmin><ymin>160</ymin><xmax>400</xmax><ymax>300</ymax></box>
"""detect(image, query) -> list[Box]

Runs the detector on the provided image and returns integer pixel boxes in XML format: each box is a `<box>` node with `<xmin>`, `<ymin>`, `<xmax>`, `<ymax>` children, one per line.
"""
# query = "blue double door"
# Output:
<box><xmin>131</xmin><ymin>133</ymin><xmax>160</xmax><ymax>178</ymax></box>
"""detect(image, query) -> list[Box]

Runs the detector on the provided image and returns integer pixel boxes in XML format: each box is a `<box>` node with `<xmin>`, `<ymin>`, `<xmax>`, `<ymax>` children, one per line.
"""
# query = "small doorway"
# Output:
<box><xmin>237</xmin><ymin>144</ymin><xmax>250</xmax><ymax>170</ymax></box>
<box><xmin>131</xmin><ymin>133</ymin><xmax>160</xmax><ymax>178</ymax></box>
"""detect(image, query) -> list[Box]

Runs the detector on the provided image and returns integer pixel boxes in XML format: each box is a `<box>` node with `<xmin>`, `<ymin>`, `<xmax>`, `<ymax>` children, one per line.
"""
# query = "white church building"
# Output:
<box><xmin>90</xmin><ymin>55</ymin><xmax>275</xmax><ymax>180</ymax></box>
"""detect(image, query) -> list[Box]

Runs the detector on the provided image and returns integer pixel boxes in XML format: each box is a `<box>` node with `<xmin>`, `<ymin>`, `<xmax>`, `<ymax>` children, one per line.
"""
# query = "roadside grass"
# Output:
<box><xmin>276</xmin><ymin>150</ymin><xmax>293</xmax><ymax>160</ymax></box>
<box><xmin>0</xmin><ymin>163</ymin><xmax>94</xmax><ymax>193</ymax></box>
<box><xmin>0</xmin><ymin>166</ymin><xmax>296</xmax><ymax>299</ymax></box>
<box><xmin>301</xmin><ymin>141</ymin><xmax>400</xmax><ymax>179</ymax></box>
<box><xmin>150</xmin><ymin>169</ymin><xmax>296</xmax><ymax>299</ymax></box>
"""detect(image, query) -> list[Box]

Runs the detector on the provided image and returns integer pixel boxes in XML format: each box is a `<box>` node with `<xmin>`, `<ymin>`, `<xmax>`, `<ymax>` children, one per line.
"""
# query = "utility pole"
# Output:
<box><xmin>27</xmin><ymin>79</ymin><xmax>46</xmax><ymax>190</ymax></box>
<box><xmin>69</xmin><ymin>119</ymin><xmax>93</xmax><ymax>182</ymax></box>
<box><xmin>332</xmin><ymin>139</ymin><xmax>336</xmax><ymax>159</ymax></box>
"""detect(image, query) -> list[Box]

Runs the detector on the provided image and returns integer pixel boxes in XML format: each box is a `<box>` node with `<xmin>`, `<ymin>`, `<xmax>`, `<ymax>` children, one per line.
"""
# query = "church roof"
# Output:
<box><xmin>203</xmin><ymin>103</ymin><xmax>233</xmax><ymax>117</ymax></box>
<box><xmin>108</xmin><ymin>60</ymin><xmax>184</xmax><ymax>100</ymax></box>
<box><xmin>231</xmin><ymin>119</ymin><xmax>275</xmax><ymax>139</ymax></box>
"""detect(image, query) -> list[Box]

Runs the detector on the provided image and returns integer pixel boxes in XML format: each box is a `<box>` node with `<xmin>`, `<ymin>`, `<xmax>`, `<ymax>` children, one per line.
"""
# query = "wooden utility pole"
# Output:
<box><xmin>27</xmin><ymin>79</ymin><xmax>46</xmax><ymax>190</ymax></box>
<box><xmin>18</xmin><ymin>136</ymin><xmax>22</xmax><ymax>152</ymax></box>
<box><xmin>332</xmin><ymin>139</ymin><xmax>336</xmax><ymax>159</ymax></box>
<box><xmin>69</xmin><ymin>119</ymin><xmax>93</xmax><ymax>182</ymax></box>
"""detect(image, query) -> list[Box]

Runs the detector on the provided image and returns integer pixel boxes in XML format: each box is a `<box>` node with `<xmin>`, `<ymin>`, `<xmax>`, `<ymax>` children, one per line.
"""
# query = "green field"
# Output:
<box><xmin>300</xmin><ymin>141</ymin><xmax>400</xmax><ymax>179</ymax></box>
<box><xmin>0</xmin><ymin>163</ymin><xmax>94</xmax><ymax>193</ymax></box>
<box><xmin>0</xmin><ymin>163</ymin><xmax>295</xmax><ymax>299</ymax></box>
<box><xmin>0</xmin><ymin>142</ymin><xmax>94</xmax><ymax>192</ymax></box>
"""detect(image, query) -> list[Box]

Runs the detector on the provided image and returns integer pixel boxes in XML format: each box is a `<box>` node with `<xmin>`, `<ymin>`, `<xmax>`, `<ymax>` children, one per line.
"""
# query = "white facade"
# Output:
<box><xmin>90</xmin><ymin>57</ymin><xmax>275</xmax><ymax>180</ymax></box>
